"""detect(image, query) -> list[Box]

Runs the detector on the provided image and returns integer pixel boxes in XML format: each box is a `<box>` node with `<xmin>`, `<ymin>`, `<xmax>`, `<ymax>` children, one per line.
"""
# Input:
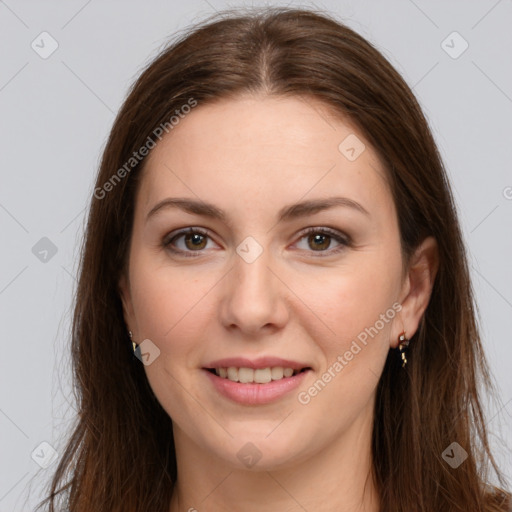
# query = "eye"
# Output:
<box><xmin>163</xmin><ymin>227</ymin><xmax>217</xmax><ymax>257</ymax></box>
<box><xmin>162</xmin><ymin>226</ymin><xmax>350</xmax><ymax>258</ymax></box>
<box><xmin>293</xmin><ymin>227</ymin><xmax>350</xmax><ymax>256</ymax></box>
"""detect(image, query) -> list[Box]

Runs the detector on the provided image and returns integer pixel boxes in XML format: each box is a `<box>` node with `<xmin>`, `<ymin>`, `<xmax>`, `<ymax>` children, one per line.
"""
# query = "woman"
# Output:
<box><xmin>37</xmin><ymin>7</ymin><xmax>511</xmax><ymax>512</ymax></box>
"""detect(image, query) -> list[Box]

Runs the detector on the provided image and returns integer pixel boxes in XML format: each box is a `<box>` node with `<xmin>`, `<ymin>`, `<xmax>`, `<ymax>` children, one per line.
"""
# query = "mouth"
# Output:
<box><xmin>204</xmin><ymin>366</ymin><xmax>312</xmax><ymax>384</ymax></box>
<box><xmin>202</xmin><ymin>356</ymin><xmax>313</xmax><ymax>404</ymax></box>
<box><xmin>202</xmin><ymin>363</ymin><xmax>312</xmax><ymax>405</ymax></box>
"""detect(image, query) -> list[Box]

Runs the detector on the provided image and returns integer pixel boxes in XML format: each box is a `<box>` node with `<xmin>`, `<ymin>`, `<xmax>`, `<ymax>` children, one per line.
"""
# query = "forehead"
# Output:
<box><xmin>138</xmin><ymin>95</ymin><xmax>392</xmax><ymax>218</ymax></box>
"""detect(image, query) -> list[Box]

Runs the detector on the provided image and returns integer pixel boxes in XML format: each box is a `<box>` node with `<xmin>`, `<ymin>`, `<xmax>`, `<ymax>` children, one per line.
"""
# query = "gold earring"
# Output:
<box><xmin>128</xmin><ymin>330</ymin><xmax>137</xmax><ymax>353</ymax></box>
<box><xmin>398</xmin><ymin>332</ymin><xmax>410</xmax><ymax>368</ymax></box>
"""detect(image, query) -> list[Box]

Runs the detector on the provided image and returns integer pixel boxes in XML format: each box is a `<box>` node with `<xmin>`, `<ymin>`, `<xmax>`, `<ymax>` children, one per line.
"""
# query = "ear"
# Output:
<box><xmin>391</xmin><ymin>236</ymin><xmax>439</xmax><ymax>347</ymax></box>
<box><xmin>118</xmin><ymin>273</ymin><xmax>136</xmax><ymax>335</ymax></box>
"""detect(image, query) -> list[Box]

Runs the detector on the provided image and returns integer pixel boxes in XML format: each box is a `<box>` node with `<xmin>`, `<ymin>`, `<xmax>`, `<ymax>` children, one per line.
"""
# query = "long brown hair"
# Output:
<box><xmin>35</xmin><ymin>7</ymin><xmax>510</xmax><ymax>511</ymax></box>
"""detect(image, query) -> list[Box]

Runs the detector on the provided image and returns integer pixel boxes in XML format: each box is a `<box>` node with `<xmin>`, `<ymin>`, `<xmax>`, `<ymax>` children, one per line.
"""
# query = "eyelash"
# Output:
<box><xmin>162</xmin><ymin>226</ymin><xmax>351</xmax><ymax>258</ymax></box>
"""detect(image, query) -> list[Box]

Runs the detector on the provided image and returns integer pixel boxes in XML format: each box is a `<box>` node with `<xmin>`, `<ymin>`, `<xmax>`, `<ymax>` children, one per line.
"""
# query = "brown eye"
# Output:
<box><xmin>183</xmin><ymin>232</ymin><xmax>207</xmax><ymax>250</ymax></box>
<box><xmin>294</xmin><ymin>227</ymin><xmax>350</xmax><ymax>256</ymax></box>
<box><xmin>307</xmin><ymin>233</ymin><xmax>331</xmax><ymax>251</ymax></box>
<box><xmin>163</xmin><ymin>228</ymin><xmax>215</xmax><ymax>257</ymax></box>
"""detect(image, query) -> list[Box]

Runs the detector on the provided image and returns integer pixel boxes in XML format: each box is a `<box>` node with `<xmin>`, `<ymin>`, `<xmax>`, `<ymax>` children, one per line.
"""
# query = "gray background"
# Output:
<box><xmin>0</xmin><ymin>0</ymin><xmax>511</xmax><ymax>509</ymax></box>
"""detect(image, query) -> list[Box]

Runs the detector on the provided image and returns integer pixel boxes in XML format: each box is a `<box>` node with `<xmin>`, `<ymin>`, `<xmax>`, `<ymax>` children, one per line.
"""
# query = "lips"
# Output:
<box><xmin>202</xmin><ymin>356</ymin><xmax>312</xmax><ymax>405</ymax></box>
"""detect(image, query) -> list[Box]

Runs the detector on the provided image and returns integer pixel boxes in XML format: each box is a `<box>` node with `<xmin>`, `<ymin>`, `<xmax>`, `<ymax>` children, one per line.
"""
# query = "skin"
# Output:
<box><xmin>119</xmin><ymin>94</ymin><xmax>438</xmax><ymax>512</ymax></box>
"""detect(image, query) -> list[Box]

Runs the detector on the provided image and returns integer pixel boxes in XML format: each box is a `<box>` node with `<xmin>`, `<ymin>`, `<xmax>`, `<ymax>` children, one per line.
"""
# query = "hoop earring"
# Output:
<box><xmin>398</xmin><ymin>332</ymin><xmax>410</xmax><ymax>368</ymax></box>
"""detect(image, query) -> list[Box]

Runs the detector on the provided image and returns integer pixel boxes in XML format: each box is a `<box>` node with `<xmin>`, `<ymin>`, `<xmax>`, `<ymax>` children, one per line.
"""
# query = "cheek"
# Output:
<box><xmin>129</xmin><ymin>248</ymin><xmax>205</xmax><ymax>337</ymax></box>
<box><xmin>128</xmin><ymin>257</ymin><xmax>215</xmax><ymax>419</ymax></box>
<box><xmin>305</xmin><ymin>258</ymin><xmax>400</xmax><ymax>351</ymax></box>
<box><xmin>298</xmin><ymin>267</ymin><xmax>400</xmax><ymax>420</ymax></box>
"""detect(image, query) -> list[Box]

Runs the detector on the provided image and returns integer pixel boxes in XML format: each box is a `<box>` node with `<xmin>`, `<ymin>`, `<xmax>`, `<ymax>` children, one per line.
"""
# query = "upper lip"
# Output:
<box><xmin>204</xmin><ymin>357</ymin><xmax>312</xmax><ymax>371</ymax></box>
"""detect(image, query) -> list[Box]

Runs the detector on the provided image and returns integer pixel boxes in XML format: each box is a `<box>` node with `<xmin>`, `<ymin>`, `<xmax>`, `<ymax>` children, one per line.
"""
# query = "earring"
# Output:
<box><xmin>128</xmin><ymin>330</ymin><xmax>137</xmax><ymax>353</ymax></box>
<box><xmin>398</xmin><ymin>332</ymin><xmax>410</xmax><ymax>368</ymax></box>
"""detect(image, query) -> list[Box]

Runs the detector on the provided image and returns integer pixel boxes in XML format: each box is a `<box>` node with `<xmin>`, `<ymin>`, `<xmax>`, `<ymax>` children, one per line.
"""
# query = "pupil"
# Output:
<box><xmin>186</xmin><ymin>233</ymin><xmax>206</xmax><ymax>249</ymax></box>
<box><xmin>309</xmin><ymin>234</ymin><xmax>330</xmax><ymax>250</ymax></box>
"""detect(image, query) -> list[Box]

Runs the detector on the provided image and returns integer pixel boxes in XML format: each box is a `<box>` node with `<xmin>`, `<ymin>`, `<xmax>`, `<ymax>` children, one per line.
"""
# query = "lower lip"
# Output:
<box><xmin>203</xmin><ymin>369</ymin><xmax>310</xmax><ymax>405</ymax></box>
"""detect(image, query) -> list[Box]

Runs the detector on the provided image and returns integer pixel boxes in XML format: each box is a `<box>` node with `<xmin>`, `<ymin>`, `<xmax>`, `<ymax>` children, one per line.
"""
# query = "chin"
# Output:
<box><xmin>211</xmin><ymin>431</ymin><xmax>315</xmax><ymax>472</ymax></box>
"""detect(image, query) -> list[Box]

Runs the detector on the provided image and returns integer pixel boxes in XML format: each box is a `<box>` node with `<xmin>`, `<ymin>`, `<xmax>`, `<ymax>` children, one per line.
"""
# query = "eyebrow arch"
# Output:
<box><xmin>146</xmin><ymin>196</ymin><xmax>370</xmax><ymax>225</ymax></box>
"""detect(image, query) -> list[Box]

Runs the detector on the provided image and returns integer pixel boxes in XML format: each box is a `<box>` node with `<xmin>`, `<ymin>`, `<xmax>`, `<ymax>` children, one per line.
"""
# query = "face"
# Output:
<box><xmin>119</xmin><ymin>95</ymin><xmax>419</xmax><ymax>471</ymax></box>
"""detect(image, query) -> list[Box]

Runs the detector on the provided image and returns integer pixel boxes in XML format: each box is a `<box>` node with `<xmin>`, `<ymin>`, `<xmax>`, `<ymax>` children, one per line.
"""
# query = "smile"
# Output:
<box><xmin>208</xmin><ymin>366</ymin><xmax>308</xmax><ymax>383</ymax></box>
<box><xmin>203</xmin><ymin>367</ymin><xmax>311</xmax><ymax>405</ymax></box>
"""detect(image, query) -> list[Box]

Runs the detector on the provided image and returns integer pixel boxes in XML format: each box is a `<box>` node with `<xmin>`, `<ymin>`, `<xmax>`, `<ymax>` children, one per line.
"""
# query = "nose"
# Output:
<box><xmin>219</xmin><ymin>248</ymin><xmax>289</xmax><ymax>337</ymax></box>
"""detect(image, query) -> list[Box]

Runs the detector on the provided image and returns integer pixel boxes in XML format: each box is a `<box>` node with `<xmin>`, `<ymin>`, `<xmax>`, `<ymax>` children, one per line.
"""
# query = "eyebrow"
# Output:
<box><xmin>145</xmin><ymin>196</ymin><xmax>370</xmax><ymax>225</ymax></box>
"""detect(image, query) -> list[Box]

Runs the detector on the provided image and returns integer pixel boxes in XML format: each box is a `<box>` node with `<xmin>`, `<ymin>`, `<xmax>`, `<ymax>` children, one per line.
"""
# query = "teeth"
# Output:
<box><xmin>214</xmin><ymin>366</ymin><xmax>301</xmax><ymax>383</ymax></box>
<box><xmin>238</xmin><ymin>367</ymin><xmax>254</xmax><ymax>383</ymax></box>
<box><xmin>254</xmin><ymin>368</ymin><xmax>272</xmax><ymax>384</ymax></box>
<box><xmin>271</xmin><ymin>367</ymin><xmax>284</xmax><ymax>380</ymax></box>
